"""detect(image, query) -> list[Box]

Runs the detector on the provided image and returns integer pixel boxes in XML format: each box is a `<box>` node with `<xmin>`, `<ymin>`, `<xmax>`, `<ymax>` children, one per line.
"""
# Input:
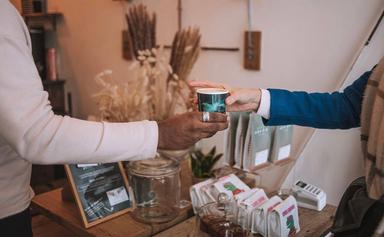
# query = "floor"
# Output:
<box><xmin>32</xmin><ymin>215</ymin><xmax>79</xmax><ymax>237</ymax></box>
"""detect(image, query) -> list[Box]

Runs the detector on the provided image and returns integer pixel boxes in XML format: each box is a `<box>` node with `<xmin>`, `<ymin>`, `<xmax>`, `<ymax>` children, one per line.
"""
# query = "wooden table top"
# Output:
<box><xmin>32</xmin><ymin>188</ymin><xmax>194</xmax><ymax>237</ymax></box>
<box><xmin>154</xmin><ymin>205</ymin><xmax>337</xmax><ymax>237</ymax></box>
<box><xmin>32</xmin><ymin>160</ymin><xmax>336</xmax><ymax>237</ymax></box>
<box><xmin>33</xmin><ymin>187</ymin><xmax>336</xmax><ymax>237</ymax></box>
<box><xmin>32</xmin><ymin>160</ymin><xmax>194</xmax><ymax>237</ymax></box>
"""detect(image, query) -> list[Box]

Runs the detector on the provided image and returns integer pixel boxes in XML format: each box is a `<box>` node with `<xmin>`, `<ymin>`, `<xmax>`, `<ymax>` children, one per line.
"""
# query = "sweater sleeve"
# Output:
<box><xmin>0</xmin><ymin>36</ymin><xmax>158</xmax><ymax>165</ymax></box>
<box><xmin>264</xmin><ymin>71</ymin><xmax>371</xmax><ymax>129</ymax></box>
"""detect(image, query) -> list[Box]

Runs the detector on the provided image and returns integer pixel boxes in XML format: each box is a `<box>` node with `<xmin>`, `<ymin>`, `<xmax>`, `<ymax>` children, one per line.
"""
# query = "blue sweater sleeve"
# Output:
<box><xmin>265</xmin><ymin>71</ymin><xmax>371</xmax><ymax>129</ymax></box>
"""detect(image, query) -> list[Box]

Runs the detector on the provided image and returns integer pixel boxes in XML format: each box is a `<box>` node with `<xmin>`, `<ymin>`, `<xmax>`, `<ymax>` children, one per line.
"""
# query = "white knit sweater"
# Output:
<box><xmin>0</xmin><ymin>1</ymin><xmax>158</xmax><ymax>219</ymax></box>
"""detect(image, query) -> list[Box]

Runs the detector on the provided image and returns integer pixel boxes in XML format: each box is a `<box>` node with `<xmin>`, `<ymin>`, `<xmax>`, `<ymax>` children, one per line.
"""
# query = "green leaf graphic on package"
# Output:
<box><xmin>286</xmin><ymin>215</ymin><xmax>297</xmax><ymax>236</ymax></box>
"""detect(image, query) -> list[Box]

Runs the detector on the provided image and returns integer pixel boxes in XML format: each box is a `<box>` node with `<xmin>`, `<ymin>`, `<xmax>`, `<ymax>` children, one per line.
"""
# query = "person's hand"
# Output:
<box><xmin>189</xmin><ymin>80</ymin><xmax>262</xmax><ymax>112</ymax></box>
<box><xmin>157</xmin><ymin>112</ymin><xmax>229</xmax><ymax>150</ymax></box>
<box><xmin>225</xmin><ymin>88</ymin><xmax>262</xmax><ymax>112</ymax></box>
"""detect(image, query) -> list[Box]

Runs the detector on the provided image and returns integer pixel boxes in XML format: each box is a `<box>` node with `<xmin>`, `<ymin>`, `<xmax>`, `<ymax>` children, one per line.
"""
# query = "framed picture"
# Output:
<box><xmin>64</xmin><ymin>162</ymin><xmax>133</xmax><ymax>228</ymax></box>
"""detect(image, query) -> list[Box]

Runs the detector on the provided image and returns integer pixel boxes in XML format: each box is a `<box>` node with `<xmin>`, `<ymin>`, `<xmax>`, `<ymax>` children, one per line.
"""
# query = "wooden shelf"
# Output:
<box><xmin>23</xmin><ymin>12</ymin><xmax>63</xmax><ymax>30</ymax></box>
<box><xmin>163</xmin><ymin>45</ymin><xmax>240</xmax><ymax>52</ymax></box>
<box><xmin>273</xmin><ymin>157</ymin><xmax>295</xmax><ymax>166</ymax></box>
<box><xmin>251</xmin><ymin>158</ymin><xmax>295</xmax><ymax>194</ymax></box>
<box><xmin>248</xmin><ymin>162</ymin><xmax>272</xmax><ymax>172</ymax></box>
<box><xmin>25</xmin><ymin>12</ymin><xmax>68</xmax><ymax>190</ymax></box>
<box><xmin>42</xmin><ymin>79</ymin><xmax>66</xmax><ymax>86</ymax></box>
<box><xmin>22</xmin><ymin>12</ymin><xmax>63</xmax><ymax>17</ymax></box>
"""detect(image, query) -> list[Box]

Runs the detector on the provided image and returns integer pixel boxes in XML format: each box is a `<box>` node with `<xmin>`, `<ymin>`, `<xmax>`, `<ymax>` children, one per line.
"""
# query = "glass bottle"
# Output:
<box><xmin>194</xmin><ymin>193</ymin><xmax>250</xmax><ymax>237</ymax></box>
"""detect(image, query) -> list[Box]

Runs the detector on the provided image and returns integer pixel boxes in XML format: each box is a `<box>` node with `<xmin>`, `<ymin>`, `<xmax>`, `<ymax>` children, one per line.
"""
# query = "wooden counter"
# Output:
<box><xmin>33</xmin><ymin>188</ymin><xmax>336</xmax><ymax>237</ymax></box>
<box><xmin>31</xmin><ymin>160</ymin><xmax>336</xmax><ymax>237</ymax></box>
<box><xmin>32</xmin><ymin>188</ymin><xmax>193</xmax><ymax>237</ymax></box>
<box><xmin>32</xmin><ymin>160</ymin><xmax>194</xmax><ymax>237</ymax></box>
<box><xmin>154</xmin><ymin>205</ymin><xmax>336</xmax><ymax>237</ymax></box>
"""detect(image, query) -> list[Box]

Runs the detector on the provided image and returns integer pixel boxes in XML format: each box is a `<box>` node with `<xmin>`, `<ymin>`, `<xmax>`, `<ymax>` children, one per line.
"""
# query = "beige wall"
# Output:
<box><xmin>11</xmin><ymin>0</ymin><xmax>384</xmax><ymax>204</ymax></box>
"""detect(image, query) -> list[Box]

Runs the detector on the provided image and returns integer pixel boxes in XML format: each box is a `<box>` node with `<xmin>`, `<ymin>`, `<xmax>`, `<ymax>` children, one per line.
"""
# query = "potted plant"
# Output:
<box><xmin>190</xmin><ymin>146</ymin><xmax>222</xmax><ymax>184</ymax></box>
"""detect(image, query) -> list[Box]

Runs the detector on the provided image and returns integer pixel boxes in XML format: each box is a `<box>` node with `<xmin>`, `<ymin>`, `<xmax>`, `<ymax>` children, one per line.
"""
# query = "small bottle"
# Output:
<box><xmin>46</xmin><ymin>48</ymin><xmax>57</xmax><ymax>81</ymax></box>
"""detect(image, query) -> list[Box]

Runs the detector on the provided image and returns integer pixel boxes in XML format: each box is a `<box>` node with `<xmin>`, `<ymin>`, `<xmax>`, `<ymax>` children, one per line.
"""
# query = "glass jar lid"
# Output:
<box><xmin>128</xmin><ymin>153</ymin><xmax>180</xmax><ymax>177</ymax></box>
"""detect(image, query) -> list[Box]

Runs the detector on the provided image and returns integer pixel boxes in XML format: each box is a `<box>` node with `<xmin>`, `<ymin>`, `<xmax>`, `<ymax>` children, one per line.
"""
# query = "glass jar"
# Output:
<box><xmin>194</xmin><ymin>193</ymin><xmax>250</xmax><ymax>237</ymax></box>
<box><xmin>127</xmin><ymin>154</ymin><xmax>181</xmax><ymax>223</ymax></box>
<box><xmin>157</xmin><ymin>148</ymin><xmax>190</xmax><ymax>162</ymax></box>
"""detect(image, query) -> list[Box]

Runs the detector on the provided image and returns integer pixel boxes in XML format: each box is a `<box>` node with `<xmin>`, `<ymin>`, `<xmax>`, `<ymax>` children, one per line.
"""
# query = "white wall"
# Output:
<box><xmin>282</xmin><ymin>15</ymin><xmax>384</xmax><ymax>205</ymax></box>
<box><xmin>11</xmin><ymin>0</ymin><xmax>384</xmax><ymax>204</ymax></box>
<box><xmin>182</xmin><ymin>0</ymin><xmax>383</xmax><ymax>158</ymax></box>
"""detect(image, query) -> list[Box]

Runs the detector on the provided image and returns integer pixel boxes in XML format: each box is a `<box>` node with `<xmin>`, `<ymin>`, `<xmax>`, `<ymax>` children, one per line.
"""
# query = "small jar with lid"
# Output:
<box><xmin>127</xmin><ymin>154</ymin><xmax>181</xmax><ymax>223</ymax></box>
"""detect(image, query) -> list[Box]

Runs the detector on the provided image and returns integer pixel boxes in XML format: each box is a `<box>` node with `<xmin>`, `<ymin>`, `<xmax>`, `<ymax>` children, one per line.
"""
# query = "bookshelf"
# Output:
<box><xmin>23</xmin><ymin>12</ymin><xmax>62</xmax><ymax>30</ymax></box>
<box><xmin>23</xmin><ymin>11</ymin><xmax>70</xmax><ymax>192</ymax></box>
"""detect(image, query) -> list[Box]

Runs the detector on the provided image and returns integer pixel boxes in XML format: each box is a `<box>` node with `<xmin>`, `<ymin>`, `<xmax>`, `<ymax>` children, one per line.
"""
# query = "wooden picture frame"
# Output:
<box><xmin>64</xmin><ymin>162</ymin><xmax>133</xmax><ymax>228</ymax></box>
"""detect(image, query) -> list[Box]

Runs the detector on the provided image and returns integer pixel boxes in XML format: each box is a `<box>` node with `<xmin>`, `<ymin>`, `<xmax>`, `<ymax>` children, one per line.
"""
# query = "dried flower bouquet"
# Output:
<box><xmin>93</xmin><ymin>4</ymin><xmax>201</xmax><ymax>123</ymax></box>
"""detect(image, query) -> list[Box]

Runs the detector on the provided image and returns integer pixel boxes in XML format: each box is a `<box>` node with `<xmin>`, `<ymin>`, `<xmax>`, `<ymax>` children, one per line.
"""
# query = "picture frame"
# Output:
<box><xmin>64</xmin><ymin>162</ymin><xmax>133</xmax><ymax>228</ymax></box>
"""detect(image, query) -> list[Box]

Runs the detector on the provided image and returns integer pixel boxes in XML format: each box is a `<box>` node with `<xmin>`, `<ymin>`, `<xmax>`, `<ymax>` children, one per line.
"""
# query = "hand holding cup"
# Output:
<box><xmin>190</xmin><ymin>81</ymin><xmax>262</xmax><ymax>112</ymax></box>
<box><xmin>157</xmin><ymin>112</ymin><xmax>228</xmax><ymax>150</ymax></box>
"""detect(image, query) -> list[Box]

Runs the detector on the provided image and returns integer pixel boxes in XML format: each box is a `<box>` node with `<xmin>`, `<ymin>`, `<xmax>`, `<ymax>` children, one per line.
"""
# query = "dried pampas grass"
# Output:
<box><xmin>125</xmin><ymin>4</ymin><xmax>156</xmax><ymax>59</ymax></box>
<box><xmin>93</xmin><ymin>4</ymin><xmax>201</xmax><ymax>122</ymax></box>
<box><xmin>169</xmin><ymin>27</ymin><xmax>201</xmax><ymax>83</ymax></box>
<box><xmin>168</xmin><ymin>27</ymin><xmax>201</xmax><ymax>112</ymax></box>
<box><xmin>93</xmin><ymin>48</ymin><xmax>186</xmax><ymax>122</ymax></box>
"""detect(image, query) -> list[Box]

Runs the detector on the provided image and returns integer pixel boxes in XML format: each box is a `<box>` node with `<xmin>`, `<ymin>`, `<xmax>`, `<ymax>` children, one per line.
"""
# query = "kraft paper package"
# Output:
<box><xmin>269</xmin><ymin>125</ymin><xmax>293</xmax><ymax>163</ymax></box>
<box><xmin>237</xmin><ymin>189</ymin><xmax>269</xmax><ymax>231</ymax></box>
<box><xmin>233</xmin><ymin>113</ymin><xmax>250</xmax><ymax>169</ymax></box>
<box><xmin>243</xmin><ymin>113</ymin><xmax>273</xmax><ymax>171</ymax></box>
<box><xmin>224</xmin><ymin>112</ymin><xmax>241</xmax><ymax>165</ymax></box>
<box><xmin>268</xmin><ymin>195</ymin><xmax>300</xmax><ymax>237</ymax></box>
<box><xmin>190</xmin><ymin>178</ymin><xmax>216</xmax><ymax>213</ymax></box>
<box><xmin>252</xmin><ymin>195</ymin><xmax>283</xmax><ymax>235</ymax></box>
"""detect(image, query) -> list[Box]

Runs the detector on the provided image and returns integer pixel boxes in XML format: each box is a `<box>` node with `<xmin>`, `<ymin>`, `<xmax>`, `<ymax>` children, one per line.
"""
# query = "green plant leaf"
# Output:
<box><xmin>196</xmin><ymin>150</ymin><xmax>204</xmax><ymax>159</ymax></box>
<box><xmin>190</xmin><ymin>147</ymin><xmax>223</xmax><ymax>178</ymax></box>
<box><xmin>213</xmin><ymin>153</ymin><xmax>223</xmax><ymax>162</ymax></box>
<box><xmin>208</xmin><ymin>146</ymin><xmax>216</xmax><ymax>157</ymax></box>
